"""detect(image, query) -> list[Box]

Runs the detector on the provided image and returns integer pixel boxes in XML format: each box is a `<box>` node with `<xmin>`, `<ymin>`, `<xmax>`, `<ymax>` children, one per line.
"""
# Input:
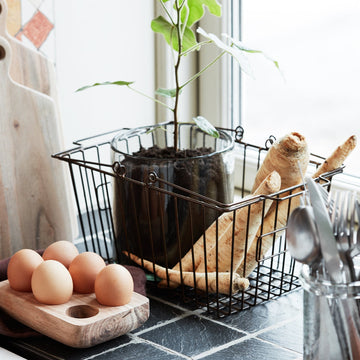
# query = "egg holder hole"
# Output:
<box><xmin>66</xmin><ymin>305</ymin><xmax>99</xmax><ymax>319</ymax></box>
<box><xmin>0</xmin><ymin>45</ymin><xmax>5</xmax><ymax>60</ymax></box>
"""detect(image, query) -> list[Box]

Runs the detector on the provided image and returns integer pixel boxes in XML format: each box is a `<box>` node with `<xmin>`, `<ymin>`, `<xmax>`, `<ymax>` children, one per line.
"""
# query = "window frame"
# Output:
<box><xmin>154</xmin><ymin>1</ymin><xmax>360</xmax><ymax>190</ymax></box>
<box><xmin>198</xmin><ymin>0</ymin><xmax>242</xmax><ymax>131</ymax></box>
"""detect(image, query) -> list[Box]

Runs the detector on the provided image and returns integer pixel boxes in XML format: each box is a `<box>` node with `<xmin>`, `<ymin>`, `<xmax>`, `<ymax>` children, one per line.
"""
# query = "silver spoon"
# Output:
<box><xmin>287</xmin><ymin>193</ymin><xmax>356</xmax><ymax>359</ymax></box>
<box><xmin>287</xmin><ymin>204</ymin><xmax>321</xmax><ymax>270</ymax></box>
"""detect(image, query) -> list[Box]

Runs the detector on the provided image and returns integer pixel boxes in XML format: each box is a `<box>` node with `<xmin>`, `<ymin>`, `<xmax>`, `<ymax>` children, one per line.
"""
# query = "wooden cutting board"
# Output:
<box><xmin>0</xmin><ymin>37</ymin><xmax>74</xmax><ymax>257</ymax></box>
<box><xmin>0</xmin><ymin>0</ymin><xmax>76</xmax><ymax>257</ymax></box>
<box><xmin>0</xmin><ymin>0</ymin><xmax>58</xmax><ymax>102</ymax></box>
<box><xmin>0</xmin><ymin>0</ymin><xmax>63</xmax><ymax>146</ymax></box>
<box><xmin>0</xmin><ymin>280</ymin><xmax>150</xmax><ymax>348</ymax></box>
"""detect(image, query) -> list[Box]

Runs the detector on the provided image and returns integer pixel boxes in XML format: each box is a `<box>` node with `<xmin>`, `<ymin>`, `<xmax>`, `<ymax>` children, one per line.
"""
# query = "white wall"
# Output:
<box><xmin>54</xmin><ymin>1</ymin><xmax>155</xmax><ymax>148</ymax></box>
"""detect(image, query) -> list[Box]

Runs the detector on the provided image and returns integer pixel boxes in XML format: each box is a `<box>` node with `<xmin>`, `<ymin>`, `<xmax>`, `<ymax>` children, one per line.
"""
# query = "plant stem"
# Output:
<box><xmin>180</xmin><ymin>50</ymin><xmax>226</xmax><ymax>90</ymax></box>
<box><xmin>173</xmin><ymin>0</ymin><xmax>184</xmax><ymax>151</ymax></box>
<box><xmin>128</xmin><ymin>85</ymin><xmax>172</xmax><ymax>110</ymax></box>
<box><xmin>159</xmin><ymin>0</ymin><xmax>175</xmax><ymax>26</ymax></box>
<box><xmin>180</xmin><ymin>40</ymin><xmax>212</xmax><ymax>56</ymax></box>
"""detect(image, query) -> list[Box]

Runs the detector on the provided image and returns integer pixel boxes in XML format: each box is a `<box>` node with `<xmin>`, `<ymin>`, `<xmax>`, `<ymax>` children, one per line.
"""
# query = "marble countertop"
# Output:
<box><xmin>0</xmin><ymin>285</ymin><xmax>303</xmax><ymax>360</ymax></box>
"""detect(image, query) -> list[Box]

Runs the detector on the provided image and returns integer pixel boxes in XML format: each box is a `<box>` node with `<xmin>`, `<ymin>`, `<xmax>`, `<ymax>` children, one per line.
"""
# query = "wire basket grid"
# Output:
<box><xmin>52</xmin><ymin>126</ymin><xmax>341</xmax><ymax>317</ymax></box>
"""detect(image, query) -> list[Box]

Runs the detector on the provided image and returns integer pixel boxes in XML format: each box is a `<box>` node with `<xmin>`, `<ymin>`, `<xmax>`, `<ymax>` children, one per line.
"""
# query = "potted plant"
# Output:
<box><xmin>78</xmin><ymin>0</ymin><xmax>279</xmax><ymax>268</ymax></box>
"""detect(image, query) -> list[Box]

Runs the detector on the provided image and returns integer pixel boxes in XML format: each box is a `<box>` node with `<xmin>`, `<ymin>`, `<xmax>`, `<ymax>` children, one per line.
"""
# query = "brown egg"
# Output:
<box><xmin>69</xmin><ymin>252</ymin><xmax>106</xmax><ymax>293</ymax></box>
<box><xmin>31</xmin><ymin>260</ymin><xmax>73</xmax><ymax>305</ymax></box>
<box><xmin>7</xmin><ymin>249</ymin><xmax>44</xmax><ymax>292</ymax></box>
<box><xmin>42</xmin><ymin>240</ymin><xmax>79</xmax><ymax>268</ymax></box>
<box><xmin>95</xmin><ymin>264</ymin><xmax>134</xmax><ymax>306</ymax></box>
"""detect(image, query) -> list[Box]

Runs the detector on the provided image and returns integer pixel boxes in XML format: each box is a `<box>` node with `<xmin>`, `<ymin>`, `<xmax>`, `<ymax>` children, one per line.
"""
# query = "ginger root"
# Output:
<box><xmin>124</xmin><ymin>251</ymin><xmax>249</xmax><ymax>295</ymax></box>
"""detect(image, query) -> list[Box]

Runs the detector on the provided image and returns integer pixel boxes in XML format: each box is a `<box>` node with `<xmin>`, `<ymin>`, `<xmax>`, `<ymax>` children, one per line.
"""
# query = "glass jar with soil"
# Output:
<box><xmin>111</xmin><ymin>122</ymin><xmax>234</xmax><ymax>269</ymax></box>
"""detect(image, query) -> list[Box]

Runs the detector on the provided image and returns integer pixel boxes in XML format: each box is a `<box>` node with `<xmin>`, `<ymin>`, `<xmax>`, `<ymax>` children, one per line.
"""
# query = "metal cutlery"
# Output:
<box><xmin>286</xmin><ymin>197</ymin><xmax>321</xmax><ymax>269</ymax></box>
<box><xmin>306</xmin><ymin>178</ymin><xmax>344</xmax><ymax>283</ymax></box>
<box><xmin>291</xmin><ymin>179</ymin><xmax>360</xmax><ymax>359</ymax></box>
<box><xmin>330</xmin><ymin>190</ymin><xmax>359</xmax><ymax>282</ymax></box>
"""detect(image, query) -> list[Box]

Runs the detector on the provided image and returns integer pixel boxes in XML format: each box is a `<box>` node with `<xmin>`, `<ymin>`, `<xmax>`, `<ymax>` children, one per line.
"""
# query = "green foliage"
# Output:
<box><xmin>193</xmin><ymin>116</ymin><xmax>219</xmax><ymax>138</ymax></box>
<box><xmin>151</xmin><ymin>0</ymin><xmax>221</xmax><ymax>53</ymax></box>
<box><xmin>151</xmin><ymin>16</ymin><xmax>197</xmax><ymax>52</ymax></box>
<box><xmin>76</xmin><ymin>81</ymin><xmax>134</xmax><ymax>92</ymax></box>
<box><xmin>223</xmin><ymin>34</ymin><xmax>281</xmax><ymax>72</ymax></box>
<box><xmin>155</xmin><ymin>88</ymin><xmax>178</xmax><ymax>98</ymax></box>
<box><xmin>183</xmin><ymin>0</ymin><xmax>221</xmax><ymax>27</ymax></box>
<box><xmin>77</xmin><ymin>0</ymin><xmax>280</xmax><ymax>150</ymax></box>
<box><xmin>197</xmin><ymin>28</ymin><xmax>254</xmax><ymax>78</ymax></box>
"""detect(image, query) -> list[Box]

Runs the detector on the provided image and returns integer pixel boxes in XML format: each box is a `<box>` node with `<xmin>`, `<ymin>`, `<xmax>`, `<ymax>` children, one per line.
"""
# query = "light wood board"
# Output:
<box><xmin>0</xmin><ymin>280</ymin><xmax>150</xmax><ymax>348</ymax></box>
<box><xmin>0</xmin><ymin>0</ymin><xmax>58</xmax><ymax>102</ymax></box>
<box><xmin>0</xmin><ymin>37</ymin><xmax>74</xmax><ymax>257</ymax></box>
<box><xmin>0</xmin><ymin>0</ymin><xmax>76</xmax><ymax>257</ymax></box>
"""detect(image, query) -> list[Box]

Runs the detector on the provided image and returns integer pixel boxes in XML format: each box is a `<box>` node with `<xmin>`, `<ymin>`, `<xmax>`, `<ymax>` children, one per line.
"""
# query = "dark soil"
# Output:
<box><xmin>134</xmin><ymin>146</ymin><xmax>213</xmax><ymax>159</ymax></box>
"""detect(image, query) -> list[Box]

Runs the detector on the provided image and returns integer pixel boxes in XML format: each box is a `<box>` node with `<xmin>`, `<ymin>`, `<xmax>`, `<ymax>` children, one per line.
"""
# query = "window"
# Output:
<box><xmin>240</xmin><ymin>0</ymin><xmax>360</xmax><ymax>179</ymax></box>
<box><xmin>52</xmin><ymin>1</ymin><xmax>359</xmax><ymax>184</ymax></box>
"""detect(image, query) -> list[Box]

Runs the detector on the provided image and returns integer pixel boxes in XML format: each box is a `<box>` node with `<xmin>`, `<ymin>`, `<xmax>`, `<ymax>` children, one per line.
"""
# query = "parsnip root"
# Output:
<box><xmin>196</xmin><ymin>170</ymin><xmax>281</xmax><ymax>273</ymax></box>
<box><xmin>161</xmin><ymin>170</ymin><xmax>280</xmax><ymax>290</ymax></box>
<box><xmin>124</xmin><ymin>251</ymin><xmax>249</xmax><ymax>295</ymax></box>
<box><xmin>157</xmin><ymin>210</ymin><xmax>234</xmax><ymax>288</ymax></box>
<box><xmin>238</xmin><ymin>132</ymin><xmax>309</xmax><ymax>277</ymax></box>
<box><xmin>157</xmin><ymin>171</ymin><xmax>281</xmax><ymax>290</ymax></box>
<box><xmin>251</xmin><ymin>132</ymin><xmax>309</xmax><ymax>193</ymax></box>
<box><xmin>240</xmin><ymin>134</ymin><xmax>357</xmax><ymax>277</ymax></box>
<box><xmin>312</xmin><ymin>135</ymin><xmax>357</xmax><ymax>178</ymax></box>
<box><xmin>135</xmin><ymin>133</ymin><xmax>357</xmax><ymax>290</ymax></box>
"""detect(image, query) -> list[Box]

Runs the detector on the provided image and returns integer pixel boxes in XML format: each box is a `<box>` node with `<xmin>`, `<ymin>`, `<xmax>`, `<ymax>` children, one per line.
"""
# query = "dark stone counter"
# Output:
<box><xmin>0</xmin><ymin>285</ymin><xmax>303</xmax><ymax>360</ymax></box>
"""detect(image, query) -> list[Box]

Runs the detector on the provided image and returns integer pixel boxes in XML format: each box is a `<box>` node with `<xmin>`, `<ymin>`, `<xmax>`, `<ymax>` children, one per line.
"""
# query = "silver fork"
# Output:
<box><xmin>314</xmin><ymin>185</ymin><xmax>360</xmax><ymax>358</ymax></box>
<box><xmin>316</xmin><ymin>185</ymin><xmax>358</xmax><ymax>259</ymax></box>
<box><xmin>329</xmin><ymin>190</ymin><xmax>357</xmax><ymax>282</ymax></box>
<box><xmin>327</xmin><ymin>189</ymin><xmax>360</xmax><ymax>359</ymax></box>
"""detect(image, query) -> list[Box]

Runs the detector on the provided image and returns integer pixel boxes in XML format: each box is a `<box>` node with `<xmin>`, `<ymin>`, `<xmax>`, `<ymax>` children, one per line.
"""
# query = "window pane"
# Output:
<box><xmin>242</xmin><ymin>0</ymin><xmax>360</xmax><ymax>176</ymax></box>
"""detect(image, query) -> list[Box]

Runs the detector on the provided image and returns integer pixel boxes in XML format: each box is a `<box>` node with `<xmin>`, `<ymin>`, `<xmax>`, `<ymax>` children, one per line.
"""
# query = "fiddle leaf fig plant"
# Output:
<box><xmin>77</xmin><ymin>0</ymin><xmax>280</xmax><ymax>151</ymax></box>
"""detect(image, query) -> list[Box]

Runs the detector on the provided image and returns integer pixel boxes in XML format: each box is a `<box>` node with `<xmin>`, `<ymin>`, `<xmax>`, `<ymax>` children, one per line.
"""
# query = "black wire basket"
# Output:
<box><xmin>52</xmin><ymin>124</ymin><xmax>342</xmax><ymax>317</ymax></box>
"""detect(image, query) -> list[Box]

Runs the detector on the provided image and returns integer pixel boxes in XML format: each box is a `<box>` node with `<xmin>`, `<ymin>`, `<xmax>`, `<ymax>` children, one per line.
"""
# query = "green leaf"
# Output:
<box><xmin>151</xmin><ymin>15</ymin><xmax>197</xmax><ymax>52</ymax></box>
<box><xmin>76</xmin><ymin>80</ymin><xmax>134</xmax><ymax>92</ymax></box>
<box><xmin>155</xmin><ymin>88</ymin><xmax>178</xmax><ymax>98</ymax></box>
<box><xmin>180</xmin><ymin>27</ymin><xmax>199</xmax><ymax>52</ymax></box>
<box><xmin>182</xmin><ymin>0</ymin><xmax>222</xmax><ymax>27</ymax></box>
<box><xmin>197</xmin><ymin>27</ymin><xmax>254</xmax><ymax>78</ymax></box>
<box><xmin>223</xmin><ymin>34</ymin><xmax>281</xmax><ymax>72</ymax></box>
<box><xmin>193</xmin><ymin>116</ymin><xmax>219</xmax><ymax>138</ymax></box>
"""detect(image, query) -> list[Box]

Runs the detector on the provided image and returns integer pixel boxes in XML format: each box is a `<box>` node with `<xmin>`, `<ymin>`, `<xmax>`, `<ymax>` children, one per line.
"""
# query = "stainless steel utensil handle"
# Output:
<box><xmin>330</xmin><ymin>297</ymin><xmax>360</xmax><ymax>360</ymax></box>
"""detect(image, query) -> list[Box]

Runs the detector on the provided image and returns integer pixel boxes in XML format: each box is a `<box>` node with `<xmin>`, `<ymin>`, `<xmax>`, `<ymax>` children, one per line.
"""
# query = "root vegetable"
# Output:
<box><xmin>134</xmin><ymin>133</ymin><xmax>357</xmax><ymax>290</ymax></box>
<box><xmin>251</xmin><ymin>132</ymin><xmax>309</xmax><ymax>193</ymax></box>
<box><xmin>157</xmin><ymin>209</ymin><xmax>234</xmax><ymax>289</ymax></box>
<box><xmin>196</xmin><ymin>170</ymin><xmax>281</xmax><ymax>273</ymax></box>
<box><xmin>238</xmin><ymin>132</ymin><xmax>309</xmax><ymax>277</ymax></box>
<box><xmin>159</xmin><ymin>133</ymin><xmax>306</xmax><ymax>288</ymax></box>
<box><xmin>158</xmin><ymin>171</ymin><xmax>280</xmax><ymax>290</ymax></box>
<box><xmin>312</xmin><ymin>135</ymin><xmax>357</xmax><ymax>178</ymax></box>
<box><xmin>239</xmin><ymin>195</ymin><xmax>298</xmax><ymax>277</ymax></box>
<box><xmin>240</xmin><ymin>134</ymin><xmax>357</xmax><ymax>277</ymax></box>
<box><xmin>124</xmin><ymin>251</ymin><xmax>249</xmax><ymax>295</ymax></box>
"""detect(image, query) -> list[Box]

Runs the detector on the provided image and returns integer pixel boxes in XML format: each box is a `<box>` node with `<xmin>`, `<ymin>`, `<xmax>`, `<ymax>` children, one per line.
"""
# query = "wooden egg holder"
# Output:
<box><xmin>0</xmin><ymin>280</ymin><xmax>149</xmax><ymax>348</ymax></box>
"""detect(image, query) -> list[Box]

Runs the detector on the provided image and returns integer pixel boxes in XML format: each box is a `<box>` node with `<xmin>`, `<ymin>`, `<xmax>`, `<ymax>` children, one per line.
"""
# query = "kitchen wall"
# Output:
<box><xmin>54</xmin><ymin>1</ymin><xmax>156</xmax><ymax>148</ymax></box>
